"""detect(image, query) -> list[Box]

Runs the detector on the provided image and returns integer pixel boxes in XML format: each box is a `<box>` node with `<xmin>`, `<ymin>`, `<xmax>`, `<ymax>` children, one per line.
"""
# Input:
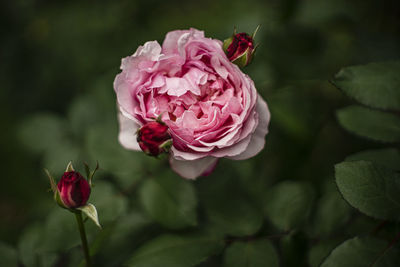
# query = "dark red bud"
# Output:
<box><xmin>137</xmin><ymin>121</ymin><xmax>172</xmax><ymax>157</ymax></box>
<box><xmin>226</xmin><ymin>33</ymin><xmax>254</xmax><ymax>62</ymax></box>
<box><xmin>57</xmin><ymin>171</ymin><xmax>90</xmax><ymax>209</ymax></box>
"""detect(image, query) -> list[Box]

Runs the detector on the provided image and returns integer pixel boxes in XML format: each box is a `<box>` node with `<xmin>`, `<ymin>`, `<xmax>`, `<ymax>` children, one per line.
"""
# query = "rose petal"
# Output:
<box><xmin>170</xmin><ymin>146</ymin><xmax>207</xmax><ymax>160</ymax></box>
<box><xmin>118</xmin><ymin>113</ymin><xmax>141</xmax><ymax>151</ymax></box>
<box><xmin>170</xmin><ymin>156</ymin><xmax>218</xmax><ymax>179</ymax></box>
<box><xmin>229</xmin><ymin>95</ymin><xmax>270</xmax><ymax>160</ymax></box>
<box><xmin>132</xmin><ymin>41</ymin><xmax>162</xmax><ymax>61</ymax></box>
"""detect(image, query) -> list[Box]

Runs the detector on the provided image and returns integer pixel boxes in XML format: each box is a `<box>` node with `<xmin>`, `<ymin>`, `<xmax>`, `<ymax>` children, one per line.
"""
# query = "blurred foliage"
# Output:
<box><xmin>1</xmin><ymin>0</ymin><xmax>400</xmax><ymax>266</ymax></box>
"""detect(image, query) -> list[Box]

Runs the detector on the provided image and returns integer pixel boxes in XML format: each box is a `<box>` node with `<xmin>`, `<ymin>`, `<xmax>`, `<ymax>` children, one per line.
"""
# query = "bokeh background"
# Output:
<box><xmin>1</xmin><ymin>0</ymin><xmax>400</xmax><ymax>266</ymax></box>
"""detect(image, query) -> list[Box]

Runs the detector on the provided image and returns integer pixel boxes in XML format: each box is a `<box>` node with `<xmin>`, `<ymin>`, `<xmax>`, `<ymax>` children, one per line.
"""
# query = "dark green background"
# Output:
<box><xmin>1</xmin><ymin>0</ymin><xmax>400</xmax><ymax>266</ymax></box>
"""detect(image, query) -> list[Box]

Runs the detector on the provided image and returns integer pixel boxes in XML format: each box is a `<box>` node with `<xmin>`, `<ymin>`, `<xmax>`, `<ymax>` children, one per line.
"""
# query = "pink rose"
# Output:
<box><xmin>114</xmin><ymin>28</ymin><xmax>270</xmax><ymax>179</ymax></box>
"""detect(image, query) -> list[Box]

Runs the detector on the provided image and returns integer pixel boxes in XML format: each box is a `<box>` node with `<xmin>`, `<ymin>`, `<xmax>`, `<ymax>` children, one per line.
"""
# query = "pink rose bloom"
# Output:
<box><xmin>114</xmin><ymin>28</ymin><xmax>270</xmax><ymax>179</ymax></box>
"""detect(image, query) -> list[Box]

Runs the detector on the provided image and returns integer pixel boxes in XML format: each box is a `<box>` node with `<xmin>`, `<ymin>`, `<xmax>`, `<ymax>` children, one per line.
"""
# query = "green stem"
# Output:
<box><xmin>75</xmin><ymin>211</ymin><xmax>91</xmax><ymax>267</ymax></box>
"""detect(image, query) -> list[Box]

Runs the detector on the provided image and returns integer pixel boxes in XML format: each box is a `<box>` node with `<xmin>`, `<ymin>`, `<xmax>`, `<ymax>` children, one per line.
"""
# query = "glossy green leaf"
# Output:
<box><xmin>332</xmin><ymin>61</ymin><xmax>400</xmax><ymax>110</ymax></box>
<box><xmin>264</xmin><ymin>181</ymin><xmax>314</xmax><ymax>230</ymax></box>
<box><xmin>223</xmin><ymin>239</ymin><xmax>279</xmax><ymax>267</ymax></box>
<box><xmin>126</xmin><ymin>234</ymin><xmax>224</xmax><ymax>267</ymax></box>
<box><xmin>335</xmin><ymin>161</ymin><xmax>400</xmax><ymax>220</ymax></box>
<box><xmin>345</xmin><ymin>148</ymin><xmax>400</xmax><ymax>170</ymax></box>
<box><xmin>321</xmin><ymin>236</ymin><xmax>400</xmax><ymax>267</ymax></box>
<box><xmin>138</xmin><ymin>174</ymin><xmax>197</xmax><ymax>229</ymax></box>
<box><xmin>337</xmin><ymin>105</ymin><xmax>400</xmax><ymax>142</ymax></box>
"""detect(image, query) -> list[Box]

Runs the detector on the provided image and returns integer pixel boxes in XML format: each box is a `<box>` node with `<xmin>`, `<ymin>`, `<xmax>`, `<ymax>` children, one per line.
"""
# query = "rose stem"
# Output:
<box><xmin>75</xmin><ymin>211</ymin><xmax>92</xmax><ymax>267</ymax></box>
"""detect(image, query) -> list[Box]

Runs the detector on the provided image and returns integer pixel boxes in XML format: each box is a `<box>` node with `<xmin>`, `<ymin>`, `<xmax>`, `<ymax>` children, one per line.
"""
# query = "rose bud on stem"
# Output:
<box><xmin>45</xmin><ymin>161</ymin><xmax>101</xmax><ymax>267</ymax></box>
<box><xmin>137</xmin><ymin>118</ymin><xmax>173</xmax><ymax>157</ymax></box>
<box><xmin>223</xmin><ymin>25</ymin><xmax>260</xmax><ymax>68</ymax></box>
<box><xmin>57</xmin><ymin>171</ymin><xmax>90</xmax><ymax>208</ymax></box>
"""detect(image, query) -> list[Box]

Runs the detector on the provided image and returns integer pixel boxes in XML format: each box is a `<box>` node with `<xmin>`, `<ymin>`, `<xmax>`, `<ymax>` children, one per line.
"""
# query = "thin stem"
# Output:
<box><xmin>75</xmin><ymin>211</ymin><xmax>91</xmax><ymax>267</ymax></box>
<box><xmin>369</xmin><ymin>231</ymin><xmax>400</xmax><ymax>266</ymax></box>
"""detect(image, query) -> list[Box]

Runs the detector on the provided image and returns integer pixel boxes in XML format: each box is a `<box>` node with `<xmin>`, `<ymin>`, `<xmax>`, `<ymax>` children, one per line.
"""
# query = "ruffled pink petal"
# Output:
<box><xmin>170</xmin><ymin>156</ymin><xmax>218</xmax><ymax>179</ymax></box>
<box><xmin>131</xmin><ymin>41</ymin><xmax>162</xmax><ymax>61</ymax></box>
<box><xmin>229</xmin><ymin>95</ymin><xmax>270</xmax><ymax>160</ymax></box>
<box><xmin>162</xmin><ymin>29</ymin><xmax>204</xmax><ymax>55</ymax></box>
<box><xmin>170</xmin><ymin>146</ymin><xmax>207</xmax><ymax>160</ymax></box>
<box><xmin>118</xmin><ymin>113</ymin><xmax>141</xmax><ymax>151</ymax></box>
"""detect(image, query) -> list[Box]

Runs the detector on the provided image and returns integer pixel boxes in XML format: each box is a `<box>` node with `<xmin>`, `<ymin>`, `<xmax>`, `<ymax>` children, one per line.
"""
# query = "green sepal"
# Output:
<box><xmin>160</xmin><ymin>139</ymin><xmax>173</xmax><ymax>152</ymax></box>
<box><xmin>77</xmin><ymin>203</ymin><xmax>102</xmax><ymax>229</ymax></box>
<box><xmin>44</xmin><ymin>168</ymin><xmax>67</xmax><ymax>209</ymax></box>
<box><xmin>54</xmin><ymin>190</ymin><xmax>68</xmax><ymax>209</ymax></box>
<box><xmin>232</xmin><ymin>50</ymin><xmax>251</xmax><ymax>68</ymax></box>
<box><xmin>84</xmin><ymin>161</ymin><xmax>99</xmax><ymax>187</ymax></box>
<box><xmin>84</xmin><ymin>162</ymin><xmax>90</xmax><ymax>180</ymax></box>
<box><xmin>223</xmin><ymin>36</ymin><xmax>233</xmax><ymax>52</ymax></box>
<box><xmin>252</xmin><ymin>24</ymin><xmax>261</xmax><ymax>39</ymax></box>
<box><xmin>155</xmin><ymin>114</ymin><xmax>168</xmax><ymax>125</ymax></box>
<box><xmin>65</xmin><ymin>161</ymin><xmax>75</xmax><ymax>172</ymax></box>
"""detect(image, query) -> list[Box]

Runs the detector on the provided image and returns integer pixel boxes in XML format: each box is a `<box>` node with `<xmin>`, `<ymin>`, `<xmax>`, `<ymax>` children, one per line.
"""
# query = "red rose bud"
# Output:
<box><xmin>57</xmin><ymin>171</ymin><xmax>91</xmax><ymax>209</ymax></box>
<box><xmin>223</xmin><ymin>26</ymin><xmax>259</xmax><ymax>67</ymax></box>
<box><xmin>137</xmin><ymin>121</ymin><xmax>172</xmax><ymax>157</ymax></box>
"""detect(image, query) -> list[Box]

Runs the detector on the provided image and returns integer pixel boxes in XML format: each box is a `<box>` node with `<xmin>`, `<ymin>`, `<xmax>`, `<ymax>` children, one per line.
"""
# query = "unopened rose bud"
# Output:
<box><xmin>57</xmin><ymin>171</ymin><xmax>91</xmax><ymax>209</ymax></box>
<box><xmin>137</xmin><ymin>120</ymin><xmax>172</xmax><ymax>157</ymax></box>
<box><xmin>223</xmin><ymin>26</ymin><xmax>259</xmax><ymax>67</ymax></box>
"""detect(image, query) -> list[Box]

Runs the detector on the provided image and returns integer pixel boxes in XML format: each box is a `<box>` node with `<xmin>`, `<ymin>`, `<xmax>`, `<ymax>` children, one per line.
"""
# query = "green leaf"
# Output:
<box><xmin>311</xmin><ymin>190</ymin><xmax>351</xmax><ymax>237</ymax></box>
<box><xmin>332</xmin><ymin>61</ymin><xmax>400</xmax><ymax>110</ymax></box>
<box><xmin>17</xmin><ymin>112</ymin><xmax>80</xmax><ymax>173</ymax></box>
<box><xmin>88</xmin><ymin>181</ymin><xmax>128</xmax><ymax>225</ymax></box>
<box><xmin>18</xmin><ymin>223</ymin><xmax>43</xmax><ymax>267</ymax></box>
<box><xmin>280</xmin><ymin>232</ymin><xmax>308</xmax><ymax>267</ymax></box>
<box><xmin>43</xmin><ymin>141</ymin><xmax>80</xmax><ymax>173</ymax></box>
<box><xmin>17</xmin><ymin>224</ymin><xmax>59</xmax><ymax>267</ymax></box>
<box><xmin>0</xmin><ymin>242</ymin><xmax>18</xmax><ymax>267</ymax></box>
<box><xmin>202</xmin><ymin>187</ymin><xmax>263</xmax><ymax>237</ymax></box>
<box><xmin>223</xmin><ymin>239</ymin><xmax>279</xmax><ymax>267</ymax></box>
<box><xmin>336</xmin><ymin>105</ymin><xmax>400</xmax><ymax>142</ymax></box>
<box><xmin>68</xmin><ymin>95</ymin><xmax>101</xmax><ymax>137</ymax></box>
<box><xmin>268</xmin><ymin>86</ymin><xmax>314</xmax><ymax>140</ymax></box>
<box><xmin>17</xmin><ymin>113</ymin><xmax>69</xmax><ymax>154</ymax></box>
<box><xmin>335</xmin><ymin>161</ymin><xmax>400</xmax><ymax>220</ymax></box>
<box><xmin>264</xmin><ymin>181</ymin><xmax>314</xmax><ymax>230</ymax></box>
<box><xmin>86</xmin><ymin>123</ymin><xmax>153</xmax><ymax>188</ymax></box>
<box><xmin>308</xmin><ymin>240</ymin><xmax>343</xmax><ymax>267</ymax></box>
<box><xmin>321</xmin><ymin>236</ymin><xmax>400</xmax><ymax>267</ymax></box>
<box><xmin>345</xmin><ymin>148</ymin><xmax>400</xmax><ymax>171</ymax></box>
<box><xmin>40</xmin><ymin>209</ymin><xmax>81</xmax><ymax>252</ymax></box>
<box><xmin>78</xmin><ymin>203</ymin><xmax>101</xmax><ymax>229</ymax></box>
<box><xmin>94</xmin><ymin>209</ymin><xmax>154</xmax><ymax>266</ymax></box>
<box><xmin>126</xmin><ymin>234</ymin><xmax>224</xmax><ymax>267</ymax></box>
<box><xmin>138</xmin><ymin>174</ymin><xmax>197</xmax><ymax>229</ymax></box>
